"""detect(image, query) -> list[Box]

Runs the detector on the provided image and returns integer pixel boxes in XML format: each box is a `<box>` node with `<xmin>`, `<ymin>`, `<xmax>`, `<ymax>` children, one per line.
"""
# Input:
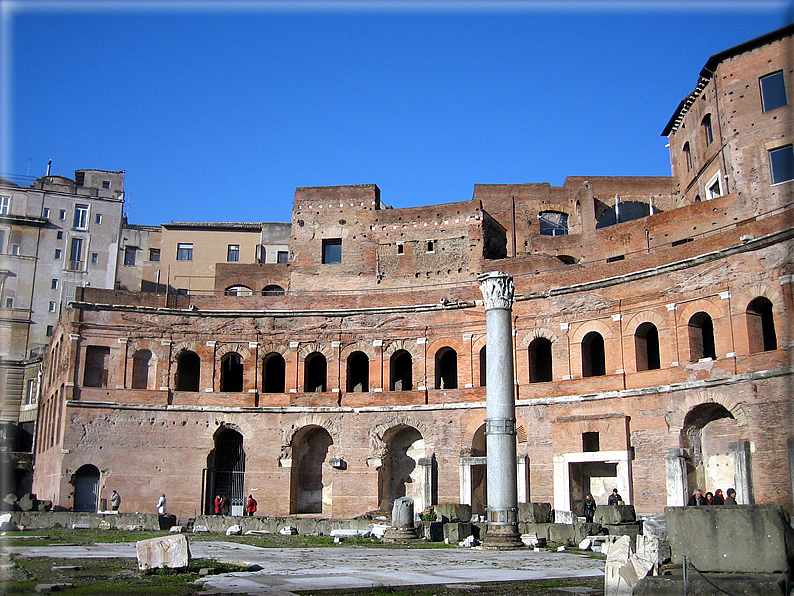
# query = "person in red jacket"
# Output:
<box><xmin>246</xmin><ymin>495</ymin><xmax>258</xmax><ymax>516</ymax></box>
<box><xmin>214</xmin><ymin>495</ymin><xmax>222</xmax><ymax>515</ymax></box>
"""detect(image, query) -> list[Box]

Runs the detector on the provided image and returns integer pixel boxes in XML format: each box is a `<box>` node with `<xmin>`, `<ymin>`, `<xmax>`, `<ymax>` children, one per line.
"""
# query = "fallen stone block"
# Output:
<box><xmin>665</xmin><ymin>504</ymin><xmax>794</xmax><ymax>574</ymax></box>
<box><xmin>192</xmin><ymin>525</ymin><xmax>209</xmax><ymax>533</ymax></box>
<box><xmin>18</xmin><ymin>493</ymin><xmax>37</xmax><ymax>512</ymax></box>
<box><xmin>518</xmin><ymin>502</ymin><xmax>552</xmax><ymax>523</ymax></box>
<box><xmin>579</xmin><ymin>537</ymin><xmax>592</xmax><ymax>550</ymax></box>
<box><xmin>244</xmin><ymin>529</ymin><xmax>270</xmax><ymax>535</ymax></box>
<box><xmin>34</xmin><ymin>583</ymin><xmax>73</xmax><ymax>593</ymax></box>
<box><xmin>553</xmin><ymin>509</ymin><xmax>577</xmax><ymax>525</ymax></box>
<box><xmin>198</xmin><ymin>568</ymin><xmax>214</xmax><ymax>577</ymax></box>
<box><xmin>459</xmin><ymin>535</ymin><xmax>477</xmax><ymax>547</ymax></box>
<box><xmin>0</xmin><ymin>512</ymin><xmax>15</xmax><ymax>531</ymax></box>
<box><xmin>136</xmin><ymin>534</ymin><xmax>191</xmax><ymax>572</ymax></box>
<box><xmin>278</xmin><ymin>526</ymin><xmax>297</xmax><ymax>535</ymax></box>
<box><xmin>443</xmin><ymin>522</ymin><xmax>472</xmax><ymax>543</ymax></box>
<box><xmin>594</xmin><ymin>505</ymin><xmax>636</xmax><ymax>525</ymax></box>
<box><xmin>169</xmin><ymin>525</ymin><xmax>185</xmax><ymax>533</ymax></box>
<box><xmin>434</xmin><ymin>503</ymin><xmax>472</xmax><ymax>523</ymax></box>
<box><xmin>72</xmin><ymin>523</ymin><xmax>90</xmax><ymax>530</ymax></box>
<box><xmin>158</xmin><ymin>513</ymin><xmax>177</xmax><ymax>531</ymax></box>
<box><xmin>118</xmin><ymin>524</ymin><xmax>143</xmax><ymax>531</ymax></box>
<box><xmin>37</xmin><ymin>500</ymin><xmax>53</xmax><ymax>512</ymax></box>
<box><xmin>604</xmin><ymin>535</ymin><xmax>634</xmax><ymax>596</ymax></box>
<box><xmin>225</xmin><ymin>525</ymin><xmax>242</xmax><ymax>536</ymax></box>
<box><xmin>97</xmin><ymin>520</ymin><xmax>111</xmax><ymax>530</ymax></box>
<box><xmin>51</xmin><ymin>565</ymin><xmax>81</xmax><ymax>571</ymax></box>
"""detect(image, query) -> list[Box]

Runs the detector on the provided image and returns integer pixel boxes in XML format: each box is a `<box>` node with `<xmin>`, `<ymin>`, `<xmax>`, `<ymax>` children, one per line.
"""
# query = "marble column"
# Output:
<box><xmin>665</xmin><ymin>448</ymin><xmax>688</xmax><ymax>507</ymax></box>
<box><xmin>479</xmin><ymin>271</ymin><xmax>523</xmax><ymax>548</ymax></box>
<box><xmin>729</xmin><ymin>440</ymin><xmax>755</xmax><ymax>504</ymax></box>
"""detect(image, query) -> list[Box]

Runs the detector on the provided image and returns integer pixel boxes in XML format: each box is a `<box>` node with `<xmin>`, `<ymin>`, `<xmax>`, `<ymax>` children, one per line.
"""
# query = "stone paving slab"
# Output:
<box><xmin>3</xmin><ymin>541</ymin><xmax>605</xmax><ymax>595</ymax></box>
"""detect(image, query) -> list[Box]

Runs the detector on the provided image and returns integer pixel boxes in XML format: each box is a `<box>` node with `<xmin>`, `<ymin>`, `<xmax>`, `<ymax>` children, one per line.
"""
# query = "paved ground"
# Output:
<box><xmin>5</xmin><ymin>541</ymin><xmax>605</xmax><ymax>595</ymax></box>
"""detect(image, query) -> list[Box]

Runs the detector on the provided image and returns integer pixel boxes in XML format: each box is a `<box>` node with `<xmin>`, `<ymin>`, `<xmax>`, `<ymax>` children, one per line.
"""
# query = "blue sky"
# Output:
<box><xmin>2</xmin><ymin>1</ymin><xmax>790</xmax><ymax>225</ymax></box>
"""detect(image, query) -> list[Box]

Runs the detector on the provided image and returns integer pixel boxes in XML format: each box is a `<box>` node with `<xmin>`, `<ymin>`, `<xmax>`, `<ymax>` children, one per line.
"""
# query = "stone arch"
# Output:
<box><xmin>428</xmin><ymin>337</ymin><xmax>467</xmax><ymax>355</ymax></box>
<box><xmin>370</xmin><ymin>414</ymin><xmax>434</xmax><ymax>460</ymax></box>
<box><xmin>676</xmin><ymin>297</ymin><xmax>723</xmax><ymax>330</ymax></box>
<box><xmin>340</xmin><ymin>341</ymin><xmax>376</xmax><ymax>360</ymax></box>
<box><xmin>126</xmin><ymin>338</ymin><xmax>163</xmax><ymax>362</ymax></box>
<box><xmin>462</xmin><ymin>413</ymin><xmax>488</xmax><ymax>451</ymax></box>
<box><xmin>290</xmin><ymin>425</ymin><xmax>335</xmax><ymax>514</ymax></box>
<box><xmin>298</xmin><ymin>342</ymin><xmax>333</xmax><ymax>360</ymax></box>
<box><xmin>383</xmin><ymin>339</ymin><xmax>423</xmax><ymax>360</ymax></box>
<box><xmin>518</xmin><ymin>327</ymin><xmax>559</xmax><ymax>348</ymax></box>
<box><xmin>624</xmin><ymin>310</ymin><xmax>668</xmax><ymax>335</ymax></box>
<box><xmin>570</xmin><ymin>319</ymin><xmax>614</xmax><ymax>343</ymax></box>
<box><xmin>258</xmin><ymin>343</ymin><xmax>289</xmax><ymax>360</ymax></box>
<box><xmin>281</xmin><ymin>415</ymin><xmax>342</xmax><ymax>461</ymax></box>
<box><xmin>667</xmin><ymin>390</ymin><xmax>748</xmax><ymax>433</ymax></box>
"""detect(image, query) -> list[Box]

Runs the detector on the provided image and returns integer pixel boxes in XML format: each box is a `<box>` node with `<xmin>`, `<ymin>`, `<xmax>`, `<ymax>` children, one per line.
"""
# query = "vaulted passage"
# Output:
<box><xmin>263</xmin><ymin>353</ymin><xmax>285</xmax><ymax>393</ymax></box>
<box><xmin>304</xmin><ymin>352</ymin><xmax>327</xmax><ymax>392</ymax></box>
<box><xmin>390</xmin><ymin>350</ymin><xmax>413</xmax><ymax>391</ymax></box>
<box><xmin>291</xmin><ymin>426</ymin><xmax>334</xmax><ymax>514</ymax></box>
<box><xmin>379</xmin><ymin>425</ymin><xmax>424</xmax><ymax>512</ymax></box>
<box><xmin>74</xmin><ymin>464</ymin><xmax>100</xmax><ymax>512</ymax></box>
<box><xmin>221</xmin><ymin>352</ymin><xmax>244</xmax><ymax>392</ymax></box>
<box><xmin>205</xmin><ymin>428</ymin><xmax>245</xmax><ymax>515</ymax></box>
<box><xmin>435</xmin><ymin>347</ymin><xmax>458</xmax><ymax>389</ymax></box>
<box><xmin>582</xmin><ymin>332</ymin><xmax>605</xmax><ymax>377</ymax></box>
<box><xmin>680</xmin><ymin>403</ymin><xmax>739</xmax><ymax>498</ymax></box>
<box><xmin>176</xmin><ymin>350</ymin><xmax>200</xmax><ymax>391</ymax></box>
<box><xmin>346</xmin><ymin>351</ymin><xmax>369</xmax><ymax>392</ymax></box>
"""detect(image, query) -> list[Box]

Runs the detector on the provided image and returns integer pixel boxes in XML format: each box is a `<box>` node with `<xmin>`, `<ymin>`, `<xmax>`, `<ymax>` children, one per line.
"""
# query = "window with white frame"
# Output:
<box><xmin>705</xmin><ymin>171</ymin><xmax>724</xmax><ymax>200</ymax></box>
<box><xmin>59</xmin><ymin>209</ymin><xmax>66</xmax><ymax>220</ymax></box>
<box><xmin>0</xmin><ymin>196</ymin><xmax>9</xmax><ymax>215</ymax></box>
<box><xmin>51</xmin><ymin>278</ymin><xmax>58</xmax><ymax>290</ymax></box>
<box><xmin>95</xmin><ymin>213</ymin><xmax>102</xmax><ymax>224</ymax></box>
<box><xmin>54</xmin><ymin>248</ymin><xmax>62</xmax><ymax>259</ymax></box>
<box><xmin>760</xmin><ymin>70</ymin><xmax>787</xmax><ymax>112</ymax></box>
<box><xmin>227</xmin><ymin>244</ymin><xmax>240</xmax><ymax>262</ymax></box>
<box><xmin>11</xmin><ymin>245</ymin><xmax>20</xmax><ymax>255</ymax></box>
<box><xmin>176</xmin><ymin>243</ymin><xmax>193</xmax><ymax>261</ymax></box>
<box><xmin>73</xmin><ymin>204</ymin><xmax>89</xmax><ymax>230</ymax></box>
<box><xmin>69</xmin><ymin>237</ymin><xmax>83</xmax><ymax>270</ymax></box>
<box><xmin>49</xmin><ymin>301</ymin><xmax>57</xmax><ymax>312</ymax></box>
<box><xmin>43</xmin><ymin>208</ymin><xmax>50</xmax><ymax>218</ymax></box>
<box><xmin>769</xmin><ymin>145</ymin><xmax>794</xmax><ymax>184</ymax></box>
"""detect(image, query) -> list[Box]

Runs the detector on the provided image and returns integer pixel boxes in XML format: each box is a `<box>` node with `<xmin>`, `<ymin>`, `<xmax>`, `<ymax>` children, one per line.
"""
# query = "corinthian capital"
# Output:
<box><xmin>478</xmin><ymin>271</ymin><xmax>514</xmax><ymax>310</ymax></box>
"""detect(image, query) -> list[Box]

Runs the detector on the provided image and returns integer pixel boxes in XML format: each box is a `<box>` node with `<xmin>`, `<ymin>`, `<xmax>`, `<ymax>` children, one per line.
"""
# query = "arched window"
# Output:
<box><xmin>132</xmin><ymin>349</ymin><xmax>152</xmax><ymax>389</ymax></box>
<box><xmin>539</xmin><ymin>211</ymin><xmax>569</xmax><ymax>236</ymax></box>
<box><xmin>635</xmin><ymin>322</ymin><xmax>660</xmax><ymax>371</ymax></box>
<box><xmin>346</xmin><ymin>351</ymin><xmax>369</xmax><ymax>392</ymax></box>
<box><xmin>262</xmin><ymin>284</ymin><xmax>285</xmax><ymax>296</ymax></box>
<box><xmin>529</xmin><ymin>337</ymin><xmax>553</xmax><ymax>382</ymax></box>
<box><xmin>683</xmin><ymin>142</ymin><xmax>692</xmax><ymax>171</ymax></box>
<box><xmin>746</xmin><ymin>297</ymin><xmax>777</xmax><ymax>353</ymax></box>
<box><xmin>688</xmin><ymin>312</ymin><xmax>716</xmax><ymax>361</ymax></box>
<box><xmin>263</xmin><ymin>353</ymin><xmax>285</xmax><ymax>393</ymax></box>
<box><xmin>701</xmin><ymin>114</ymin><xmax>713</xmax><ymax>145</ymax></box>
<box><xmin>581</xmin><ymin>332</ymin><xmax>605</xmax><ymax>377</ymax></box>
<box><xmin>304</xmin><ymin>352</ymin><xmax>327</xmax><ymax>393</ymax></box>
<box><xmin>479</xmin><ymin>346</ymin><xmax>487</xmax><ymax>387</ymax></box>
<box><xmin>435</xmin><ymin>347</ymin><xmax>458</xmax><ymax>389</ymax></box>
<box><xmin>176</xmin><ymin>350</ymin><xmax>200</xmax><ymax>391</ymax></box>
<box><xmin>390</xmin><ymin>350</ymin><xmax>412</xmax><ymax>391</ymax></box>
<box><xmin>220</xmin><ymin>352</ymin><xmax>244</xmax><ymax>392</ymax></box>
<box><xmin>224</xmin><ymin>285</ymin><xmax>253</xmax><ymax>296</ymax></box>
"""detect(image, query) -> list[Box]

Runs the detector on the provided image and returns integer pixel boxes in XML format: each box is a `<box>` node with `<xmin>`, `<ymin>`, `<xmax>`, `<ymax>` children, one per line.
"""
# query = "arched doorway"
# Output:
<box><xmin>529</xmin><ymin>337</ymin><xmax>553</xmax><ymax>382</ymax></box>
<box><xmin>304</xmin><ymin>352</ymin><xmax>327</xmax><ymax>392</ymax></box>
<box><xmin>747</xmin><ymin>297</ymin><xmax>777</xmax><ymax>353</ymax></box>
<box><xmin>435</xmin><ymin>347</ymin><xmax>458</xmax><ymax>389</ymax></box>
<box><xmin>681</xmin><ymin>403</ymin><xmax>740</xmax><ymax>498</ymax></box>
<box><xmin>74</xmin><ymin>464</ymin><xmax>100</xmax><ymax>512</ymax></box>
<box><xmin>470</xmin><ymin>424</ymin><xmax>487</xmax><ymax>515</ymax></box>
<box><xmin>291</xmin><ymin>426</ymin><xmax>334</xmax><ymax>514</ymax></box>
<box><xmin>688</xmin><ymin>312</ymin><xmax>716</xmax><ymax>360</ymax></box>
<box><xmin>635</xmin><ymin>322</ymin><xmax>660</xmax><ymax>371</ymax></box>
<box><xmin>346</xmin><ymin>351</ymin><xmax>369</xmax><ymax>393</ymax></box>
<box><xmin>379</xmin><ymin>425</ymin><xmax>425</xmax><ymax>512</ymax></box>
<box><xmin>263</xmin><ymin>353</ymin><xmax>285</xmax><ymax>393</ymax></box>
<box><xmin>132</xmin><ymin>349</ymin><xmax>152</xmax><ymax>389</ymax></box>
<box><xmin>205</xmin><ymin>428</ymin><xmax>245</xmax><ymax>515</ymax></box>
<box><xmin>390</xmin><ymin>350</ymin><xmax>412</xmax><ymax>391</ymax></box>
<box><xmin>220</xmin><ymin>352</ymin><xmax>243</xmax><ymax>392</ymax></box>
<box><xmin>176</xmin><ymin>350</ymin><xmax>200</xmax><ymax>391</ymax></box>
<box><xmin>582</xmin><ymin>332</ymin><xmax>605</xmax><ymax>377</ymax></box>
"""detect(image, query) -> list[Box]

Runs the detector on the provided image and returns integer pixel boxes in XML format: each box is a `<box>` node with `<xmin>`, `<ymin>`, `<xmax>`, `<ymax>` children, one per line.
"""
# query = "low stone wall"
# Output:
<box><xmin>192</xmin><ymin>515</ymin><xmax>374</xmax><ymax>535</ymax></box>
<box><xmin>10</xmin><ymin>511</ymin><xmax>163</xmax><ymax>531</ymax></box>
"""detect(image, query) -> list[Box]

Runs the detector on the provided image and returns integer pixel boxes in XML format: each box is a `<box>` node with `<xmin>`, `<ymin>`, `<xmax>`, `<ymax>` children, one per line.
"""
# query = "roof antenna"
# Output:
<box><xmin>46</xmin><ymin>160</ymin><xmax>52</xmax><ymax>176</ymax></box>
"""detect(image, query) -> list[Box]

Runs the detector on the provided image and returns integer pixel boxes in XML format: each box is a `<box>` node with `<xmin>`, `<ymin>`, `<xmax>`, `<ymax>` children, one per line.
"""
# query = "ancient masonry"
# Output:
<box><xmin>33</xmin><ymin>26</ymin><xmax>794</xmax><ymax>519</ymax></box>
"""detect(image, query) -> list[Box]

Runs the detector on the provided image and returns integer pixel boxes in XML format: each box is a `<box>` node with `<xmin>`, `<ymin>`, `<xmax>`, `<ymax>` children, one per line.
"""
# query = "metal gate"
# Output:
<box><xmin>204</xmin><ymin>431</ymin><xmax>246</xmax><ymax>515</ymax></box>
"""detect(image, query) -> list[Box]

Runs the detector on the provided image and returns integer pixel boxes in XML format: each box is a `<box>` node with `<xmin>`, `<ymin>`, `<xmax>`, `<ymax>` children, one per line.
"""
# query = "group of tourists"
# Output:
<box><xmin>581</xmin><ymin>488</ymin><xmax>624</xmax><ymax>523</ymax></box>
<box><xmin>212</xmin><ymin>494</ymin><xmax>258</xmax><ymax>515</ymax></box>
<box><xmin>687</xmin><ymin>487</ymin><xmax>737</xmax><ymax>506</ymax></box>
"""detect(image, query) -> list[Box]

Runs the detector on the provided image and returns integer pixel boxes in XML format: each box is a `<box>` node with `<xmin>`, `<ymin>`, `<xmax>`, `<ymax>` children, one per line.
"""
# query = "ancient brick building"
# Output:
<box><xmin>32</xmin><ymin>26</ymin><xmax>793</xmax><ymax>519</ymax></box>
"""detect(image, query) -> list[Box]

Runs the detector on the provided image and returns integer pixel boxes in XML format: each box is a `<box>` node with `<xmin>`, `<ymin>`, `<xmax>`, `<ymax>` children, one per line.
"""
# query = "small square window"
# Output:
<box><xmin>769</xmin><ymin>145</ymin><xmax>794</xmax><ymax>184</ymax></box>
<box><xmin>426</xmin><ymin>240</ymin><xmax>434</xmax><ymax>253</ymax></box>
<box><xmin>43</xmin><ymin>208</ymin><xmax>50</xmax><ymax>218</ymax></box>
<box><xmin>95</xmin><ymin>214</ymin><xmax>102</xmax><ymax>224</ymax></box>
<box><xmin>322</xmin><ymin>238</ymin><xmax>342</xmax><ymax>264</ymax></box>
<box><xmin>583</xmin><ymin>432</ymin><xmax>600</xmax><ymax>452</ymax></box>
<box><xmin>56</xmin><ymin>231</ymin><xmax>63</xmax><ymax>240</ymax></box>
<box><xmin>149</xmin><ymin>248</ymin><xmax>160</xmax><ymax>262</ymax></box>
<box><xmin>705</xmin><ymin>172</ymin><xmax>723</xmax><ymax>200</ymax></box>
<box><xmin>760</xmin><ymin>70</ymin><xmax>787</xmax><ymax>112</ymax></box>
<box><xmin>54</xmin><ymin>249</ymin><xmax>62</xmax><ymax>259</ymax></box>
<box><xmin>102</xmin><ymin>180</ymin><xmax>110</xmax><ymax>189</ymax></box>
<box><xmin>59</xmin><ymin>210</ymin><xmax>66</xmax><ymax>220</ymax></box>
<box><xmin>397</xmin><ymin>243</ymin><xmax>404</xmax><ymax>255</ymax></box>
<box><xmin>277</xmin><ymin>251</ymin><xmax>288</xmax><ymax>263</ymax></box>
<box><xmin>227</xmin><ymin>244</ymin><xmax>240</xmax><ymax>262</ymax></box>
<box><xmin>49</xmin><ymin>301</ymin><xmax>57</xmax><ymax>312</ymax></box>
<box><xmin>91</xmin><ymin>253</ymin><xmax>99</xmax><ymax>264</ymax></box>
<box><xmin>5</xmin><ymin>297</ymin><xmax>13</xmax><ymax>308</ymax></box>
<box><xmin>124</xmin><ymin>246</ymin><xmax>137</xmax><ymax>267</ymax></box>
<box><xmin>46</xmin><ymin>325</ymin><xmax>54</xmax><ymax>337</ymax></box>
<box><xmin>51</xmin><ymin>279</ymin><xmax>59</xmax><ymax>290</ymax></box>
<box><xmin>176</xmin><ymin>243</ymin><xmax>193</xmax><ymax>261</ymax></box>
<box><xmin>11</xmin><ymin>245</ymin><xmax>20</xmax><ymax>255</ymax></box>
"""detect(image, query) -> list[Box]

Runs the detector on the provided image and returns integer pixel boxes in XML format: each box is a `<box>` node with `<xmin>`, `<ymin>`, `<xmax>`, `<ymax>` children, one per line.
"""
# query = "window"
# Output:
<box><xmin>59</xmin><ymin>209</ymin><xmax>66</xmax><ymax>220</ymax></box>
<box><xmin>426</xmin><ymin>240</ymin><xmax>435</xmax><ymax>253</ymax></box>
<box><xmin>760</xmin><ymin>70</ymin><xmax>787</xmax><ymax>112</ymax></box>
<box><xmin>73</xmin><ymin>204</ymin><xmax>89</xmax><ymax>230</ymax></box>
<box><xmin>51</xmin><ymin>278</ymin><xmax>59</xmax><ymax>290</ymax></box>
<box><xmin>46</xmin><ymin>325</ymin><xmax>54</xmax><ymax>337</ymax></box>
<box><xmin>746</xmin><ymin>297</ymin><xmax>777</xmax><ymax>353</ymax></box>
<box><xmin>688</xmin><ymin>312</ymin><xmax>716</xmax><ymax>361</ymax></box>
<box><xmin>149</xmin><ymin>248</ymin><xmax>160</xmax><ymax>262</ymax></box>
<box><xmin>54</xmin><ymin>249</ymin><xmax>62</xmax><ymax>259</ymax></box>
<box><xmin>176</xmin><ymin>243</ymin><xmax>193</xmax><ymax>261</ymax></box>
<box><xmin>25</xmin><ymin>379</ymin><xmax>37</xmax><ymax>405</ymax></box>
<box><xmin>0</xmin><ymin>230</ymin><xmax>4</xmax><ymax>252</ymax></box>
<box><xmin>69</xmin><ymin>238</ymin><xmax>83</xmax><ymax>269</ymax></box>
<box><xmin>56</xmin><ymin>231</ymin><xmax>63</xmax><ymax>239</ymax></box>
<box><xmin>635</xmin><ymin>322</ymin><xmax>660</xmax><ymax>371</ymax></box>
<box><xmin>277</xmin><ymin>251</ymin><xmax>288</xmax><ymax>263</ymax></box>
<box><xmin>132</xmin><ymin>350</ymin><xmax>151</xmax><ymax>389</ymax></box>
<box><xmin>48</xmin><ymin>301</ymin><xmax>57</xmax><ymax>312</ymax></box>
<box><xmin>91</xmin><ymin>253</ymin><xmax>98</xmax><ymax>264</ymax></box>
<box><xmin>683</xmin><ymin>142</ymin><xmax>692</xmax><ymax>171</ymax></box>
<box><xmin>529</xmin><ymin>337</ymin><xmax>553</xmax><ymax>382</ymax></box>
<box><xmin>582</xmin><ymin>331</ymin><xmax>606</xmax><ymax>377</ymax></box>
<box><xmin>322</xmin><ymin>238</ymin><xmax>342</xmax><ymax>264</ymax></box>
<box><xmin>397</xmin><ymin>243</ymin><xmax>404</xmax><ymax>255</ymax></box>
<box><xmin>11</xmin><ymin>245</ymin><xmax>19</xmax><ymax>256</ymax></box>
<box><xmin>434</xmin><ymin>347</ymin><xmax>458</xmax><ymax>389</ymax></box>
<box><xmin>705</xmin><ymin>172</ymin><xmax>723</xmax><ymax>200</ymax></box>
<box><xmin>83</xmin><ymin>345</ymin><xmax>110</xmax><ymax>387</ymax></box>
<box><xmin>123</xmin><ymin>246</ymin><xmax>137</xmax><ymax>267</ymax></box>
<box><xmin>262</xmin><ymin>353</ymin><xmax>286</xmax><ymax>393</ymax></box>
<box><xmin>95</xmin><ymin>214</ymin><xmax>102</xmax><ymax>224</ymax></box>
<box><xmin>5</xmin><ymin>297</ymin><xmax>12</xmax><ymax>308</ymax></box>
<box><xmin>102</xmin><ymin>180</ymin><xmax>110</xmax><ymax>189</ymax></box>
<box><xmin>175</xmin><ymin>350</ymin><xmax>200</xmax><ymax>391</ymax></box>
<box><xmin>346</xmin><ymin>351</ymin><xmax>369</xmax><ymax>392</ymax></box>
<box><xmin>0</xmin><ymin>196</ymin><xmax>9</xmax><ymax>215</ymax></box>
<box><xmin>701</xmin><ymin>114</ymin><xmax>713</xmax><ymax>145</ymax></box>
<box><xmin>220</xmin><ymin>353</ymin><xmax>244</xmax><ymax>392</ymax></box>
<box><xmin>43</xmin><ymin>208</ymin><xmax>50</xmax><ymax>218</ymax></box>
<box><xmin>304</xmin><ymin>352</ymin><xmax>327</xmax><ymax>392</ymax></box>
<box><xmin>769</xmin><ymin>145</ymin><xmax>794</xmax><ymax>184</ymax></box>
<box><xmin>390</xmin><ymin>350</ymin><xmax>413</xmax><ymax>391</ymax></box>
<box><xmin>539</xmin><ymin>211</ymin><xmax>569</xmax><ymax>236</ymax></box>
<box><xmin>582</xmin><ymin>432</ymin><xmax>600</xmax><ymax>452</ymax></box>
<box><xmin>227</xmin><ymin>244</ymin><xmax>240</xmax><ymax>262</ymax></box>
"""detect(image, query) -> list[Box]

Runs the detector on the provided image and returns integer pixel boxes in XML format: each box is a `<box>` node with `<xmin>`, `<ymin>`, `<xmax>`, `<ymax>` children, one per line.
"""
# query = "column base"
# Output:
<box><xmin>481</xmin><ymin>524</ymin><xmax>524</xmax><ymax>550</ymax></box>
<box><xmin>381</xmin><ymin>527</ymin><xmax>419</xmax><ymax>543</ymax></box>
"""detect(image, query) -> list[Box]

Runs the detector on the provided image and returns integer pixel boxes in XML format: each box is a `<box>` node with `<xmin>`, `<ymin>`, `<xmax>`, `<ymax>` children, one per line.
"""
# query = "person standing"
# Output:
<box><xmin>583</xmin><ymin>493</ymin><xmax>596</xmax><ymax>523</ymax></box>
<box><xmin>712</xmin><ymin>489</ymin><xmax>725</xmax><ymax>505</ymax></box>
<box><xmin>110</xmin><ymin>490</ymin><xmax>121</xmax><ymax>511</ymax></box>
<box><xmin>246</xmin><ymin>495</ymin><xmax>258</xmax><ymax>516</ymax></box>
<box><xmin>688</xmin><ymin>488</ymin><xmax>707</xmax><ymax>506</ymax></box>
<box><xmin>607</xmin><ymin>488</ymin><xmax>623</xmax><ymax>505</ymax></box>
<box><xmin>214</xmin><ymin>495</ymin><xmax>222</xmax><ymax>515</ymax></box>
<box><xmin>157</xmin><ymin>494</ymin><xmax>167</xmax><ymax>514</ymax></box>
<box><xmin>221</xmin><ymin>495</ymin><xmax>230</xmax><ymax>515</ymax></box>
<box><xmin>724</xmin><ymin>488</ymin><xmax>737</xmax><ymax>505</ymax></box>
